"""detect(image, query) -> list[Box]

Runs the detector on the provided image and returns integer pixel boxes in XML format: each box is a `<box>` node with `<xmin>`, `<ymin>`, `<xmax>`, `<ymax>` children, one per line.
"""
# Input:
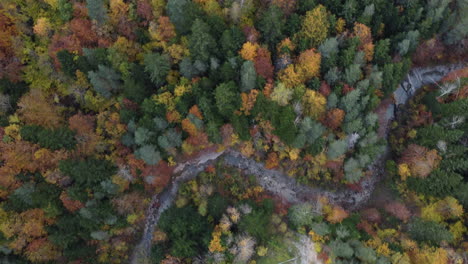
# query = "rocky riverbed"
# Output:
<box><xmin>130</xmin><ymin>63</ymin><xmax>465</xmax><ymax>264</ymax></box>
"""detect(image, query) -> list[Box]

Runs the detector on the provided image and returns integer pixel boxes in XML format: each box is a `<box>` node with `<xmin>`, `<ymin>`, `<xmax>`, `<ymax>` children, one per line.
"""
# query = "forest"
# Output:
<box><xmin>0</xmin><ymin>0</ymin><xmax>467</xmax><ymax>263</ymax></box>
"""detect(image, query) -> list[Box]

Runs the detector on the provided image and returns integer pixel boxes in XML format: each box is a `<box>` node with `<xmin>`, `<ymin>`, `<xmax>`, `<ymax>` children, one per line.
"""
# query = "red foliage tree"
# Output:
<box><xmin>321</xmin><ymin>108</ymin><xmax>345</xmax><ymax>130</ymax></box>
<box><xmin>70</xmin><ymin>18</ymin><xmax>99</xmax><ymax>47</ymax></box>
<box><xmin>361</xmin><ymin>208</ymin><xmax>381</xmax><ymax>223</ymax></box>
<box><xmin>137</xmin><ymin>0</ymin><xmax>153</xmax><ymax>25</ymax></box>
<box><xmin>141</xmin><ymin>161</ymin><xmax>174</xmax><ymax>191</ymax></box>
<box><xmin>254</xmin><ymin>47</ymin><xmax>274</xmax><ymax>80</ymax></box>
<box><xmin>242</xmin><ymin>26</ymin><xmax>259</xmax><ymax>43</ymax></box>
<box><xmin>384</xmin><ymin>201</ymin><xmax>411</xmax><ymax>222</ymax></box>
<box><xmin>60</xmin><ymin>191</ymin><xmax>84</xmax><ymax>212</ymax></box>
<box><xmin>73</xmin><ymin>2</ymin><xmax>89</xmax><ymax>18</ymax></box>
<box><xmin>49</xmin><ymin>33</ymin><xmax>81</xmax><ymax>68</ymax></box>
<box><xmin>319</xmin><ymin>81</ymin><xmax>331</xmax><ymax>97</ymax></box>
<box><xmin>342</xmin><ymin>84</ymin><xmax>354</xmax><ymax>95</ymax></box>
<box><xmin>157</xmin><ymin>16</ymin><xmax>176</xmax><ymax>42</ymax></box>
<box><xmin>0</xmin><ymin>10</ymin><xmax>22</xmax><ymax>82</ymax></box>
<box><xmin>399</xmin><ymin>144</ymin><xmax>441</xmax><ymax>178</ymax></box>
<box><xmin>272</xmin><ymin>0</ymin><xmax>296</xmax><ymax>15</ymax></box>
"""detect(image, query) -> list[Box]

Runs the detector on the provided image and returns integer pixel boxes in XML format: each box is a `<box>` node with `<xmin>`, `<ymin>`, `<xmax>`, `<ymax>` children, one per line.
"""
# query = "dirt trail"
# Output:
<box><xmin>130</xmin><ymin>63</ymin><xmax>465</xmax><ymax>264</ymax></box>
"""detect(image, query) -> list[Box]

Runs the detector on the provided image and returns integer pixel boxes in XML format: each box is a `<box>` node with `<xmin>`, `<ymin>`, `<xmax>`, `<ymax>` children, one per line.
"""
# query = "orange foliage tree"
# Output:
<box><xmin>326</xmin><ymin>205</ymin><xmax>349</xmax><ymax>224</ymax></box>
<box><xmin>17</xmin><ymin>90</ymin><xmax>63</xmax><ymax>129</ymax></box>
<box><xmin>69</xmin><ymin>113</ymin><xmax>100</xmax><ymax>156</ymax></box>
<box><xmin>296</xmin><ymin>49</ymin><xmax>321</xmax><ymax>82</ymax></box>
<box><xmin>156</xmin><ymin>16</ymin><xmax>176</xmax><ymax>42</ymax></box>
<box><xmin>0</xmin><ymin>10</ymin><xmax>22</xmax><ymax>82</ymax></box>
<box><xmin>24</xmin><ymin>238</ymin><xmax>61</xmax><ymax>262</ymax></box>
<box><xmin>399</xmin><ymin>144</ymin><xmax>441</xmax><ymax>178</ymax></box>
<box><xmin>321</xmin><ymin>108</ymin><xmax>345</xmax><ymax>130</ymax></box>
<box><xmin>353</xmin><ymin>23</ymin><xmax>374</xmax><ymax>62</ymax></box>
<box><xmin>70</xmin><ymin>18</ymin><xmax>99</xmax><ymax>47</ymax></box>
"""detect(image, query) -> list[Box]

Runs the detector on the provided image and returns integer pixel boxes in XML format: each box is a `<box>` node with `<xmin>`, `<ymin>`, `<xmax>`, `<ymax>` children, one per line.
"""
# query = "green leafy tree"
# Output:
<box><xmin>215</xmin><ymin>81</ymin><xmax>241</xmax><ymax>118</ymax></box>
<box><xmin>144</xmin><ymin>53</ymin><xmax>170</xmax><ymax>87</ymax></box>
<box><xmin>354</xmin><ymin>243</ymin><xmax>377</xmax><ymax>263</ymax></box>
<box><xmin>220</xmin><ymin>27</ymin><xmax>245</xmax><ymax>57</ymax></box>
<box><xmin>122</xmin><ymin>64</ymin><xmax>153</xmax><ymax>103</ymax></box>
<box><xmin>238</xmin><ymin>200</ymin><xmax>274</xmax><ymax>243</ymax></box>
<box><xmin>57</xmin><ymin>0</ymin><xmax>73</xmax><ymax>22</ymax></box>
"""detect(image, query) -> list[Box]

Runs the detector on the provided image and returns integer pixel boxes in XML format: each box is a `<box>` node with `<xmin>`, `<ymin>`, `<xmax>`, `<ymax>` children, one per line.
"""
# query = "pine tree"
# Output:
<box><xmin>240</xmin><ymin>61</ymin><xmax>257</xmax><ymax>92</ymax></box>
<box><xmin>88</xmin><ymin>65</ymin><xmax>122</xmax><ymax>98</ymax></box>
<box><xmin>166</xmin><ymin>0</ymin><xmax>200</xmax><ymax>35</ymax></box>
<box><xmin>189</xmin><ymin>19</ymin><xmax>217</xmax><ymax>63</ymax></box>
<box><xmin>327</xmin><ymin>139</ymin><xmax>348</xmax><ymax>160</ymax></box>
<box><xmin>143</xmin><ymin>53</ymin><xmax>170</xmax><ymax>87</ymax></box>
<box><xmin>344</xmin><ymin>157</ymin><xmax>363</xmax><ymax>183</ymax></box>
<box><xmin>258</xmin><ymin>5</ymin><xmax>285</xmax><ymax>48</ymax></box>
<box><xmin>135</xmin><ymin>145</ymin><xmax>161</xmax><ymax>165</ymax></box>
<box><xmin>86</xmin><ymin>0</ymin><xmax>108</xmax><ymax>24</ymax></box>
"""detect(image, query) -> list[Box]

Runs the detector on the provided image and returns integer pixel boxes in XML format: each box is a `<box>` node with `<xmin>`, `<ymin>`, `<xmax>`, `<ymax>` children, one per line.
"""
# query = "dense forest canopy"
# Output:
<box><xmin>0</xmin><ymin>0</ymin><xmax>467</xmax><ymax>263</ymax></box>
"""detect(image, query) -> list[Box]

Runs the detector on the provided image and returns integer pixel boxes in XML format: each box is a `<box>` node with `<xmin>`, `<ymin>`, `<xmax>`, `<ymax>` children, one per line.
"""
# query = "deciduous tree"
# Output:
<box><xmin>295</xmin><ymin>5</ymin><xmax>329</xmax><ymax>47</ymax></box>
<box><xmin>17</xmin><ymin>90</ymin><xmax>62</xmax><ymax>129</ymax></box>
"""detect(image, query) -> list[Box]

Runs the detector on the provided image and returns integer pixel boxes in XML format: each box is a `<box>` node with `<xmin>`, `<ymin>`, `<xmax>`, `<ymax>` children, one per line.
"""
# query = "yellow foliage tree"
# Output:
<box><xmin>240</xmin><ymin>89</ymin><xmax>258</xmax><ymax>115</ymax></box>
<box><xmin>436</xmin><ymin>196</ymin><xmax>464</xmax><ymax>219</ymax></box>
<box><xmin>277</xmin><ymin>38</ymin><xmax>295</xmax><ymax>54</ymax></box>
<box><xmin>353</xmin><ymin>23</ymin><xmax>374</xmax><ymax>62</ymax></box>
<box><xmin>398</xmin><ymin>163</ymin><xmax>411</xmax><ymax>181</ymax></box>
<box><xmin>295</xmin><ymin>5</ymin><xmax>329</xmax><ymax>47</ymax></box>
<box><xmin>409</xmin><ymin>247</ymin><xmax>448</xmax><ymax>264</ymax></box>
<box><xmin>296</xmin><ymin>49</ymin><xmax>321</xmax><ymax>82</ymax></box>
<box><xmin>33</xmin><ymin>17</ymin><xmax>51</xmax><ymax>37</ymax></box>
<box><xmin>270</xmin><ymin>82</ymin><xmax>293</xmax><ymax>106</ymax></box>
<box><xmin>17</xmin><ymin>90</ymin><xmax>62</xmax><ymax>129</ymax></box>
<box><xmin>166</xmin><ymin>43</ymin><xmax>188</xmax><ymax>63</ymax></box>
<box><xmin>450</xmin><ymin>221</ymin><xmax>466</xmax><ymax>241</ymax></box>
<box><xmin>194</xmin><ymin>0</ymin><xmax>223</xmax><ymax>16</ymax></box>
<box><xmin>239</xmin><ymin>42</ymin><xmax>259</xmax><ymax>61</ymax></box>
<box><xmin>302</xmin><ymin>90</ymin><xmax>327</xmax><ymax>119</ymax></box>
<box><xmin>421</xmin><ymin>196</ymin><xmax>463</xmax><ymax>223</ymax></box>
<box><xmin>335</xmin><ymin>18</ymin><xmax>346</xmax><ymax>34</ymax></box>
<box><xmin>278</xmin><ymin>64</ymin><xmax>302</xmax><ymax>88</ymax></box>
<box><xmin>109</xmin><ymin>0</ymin><xmax>129</xmax><ymax>25</ymax></box>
